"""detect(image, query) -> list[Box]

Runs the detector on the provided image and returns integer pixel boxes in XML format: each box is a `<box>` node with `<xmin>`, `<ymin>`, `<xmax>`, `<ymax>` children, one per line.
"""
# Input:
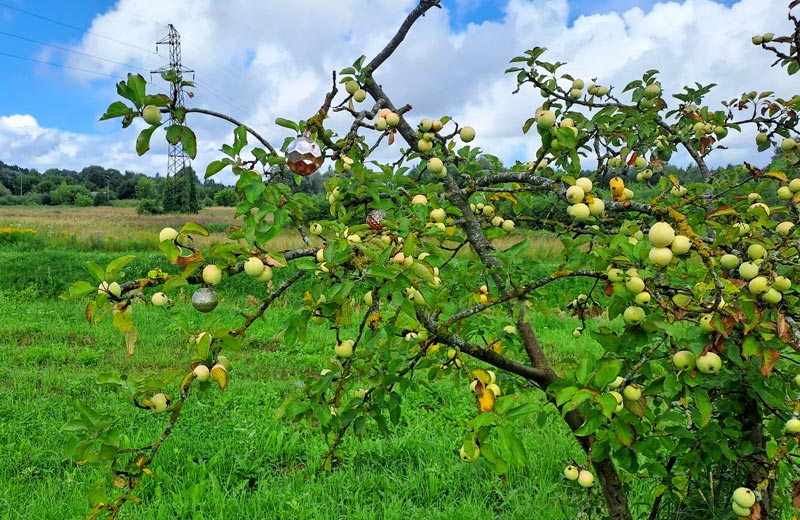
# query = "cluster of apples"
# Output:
<box><xmin>563</xmin><ymin>464</ymin><xmax>595</xmax><ymax>488</ymax></box>
<box><xmin>646</xmin><ymin>221</ymin><xmax>692</xmax><ymax>267</ymax></box>
<box><xmin>374</xmin><ymin>107</ymin><xmax>401</xmax><ymax>132</ymax></box>
<box><xmin>468</xmin><ymin>201</ymin><xmax>516</xmax><ymax>232</ymax></box>
<box><xmin>344</xmin><ymin>79</ymin><xmax>367</xmax><ymax>103</ymax></box>
<box><xmin>564</xmin><ymin>177</ymin><xmax>604</xmax><ymax>221</ymax></box>
<box><xmin>730</xmin><ymin>487</ymin><xmax>757</xmax><ymax>518</ymax></box>
<box><xmin>719</xmin><ymin>241</ymin><xmax>791</xmax><ymax>306</ymax></box>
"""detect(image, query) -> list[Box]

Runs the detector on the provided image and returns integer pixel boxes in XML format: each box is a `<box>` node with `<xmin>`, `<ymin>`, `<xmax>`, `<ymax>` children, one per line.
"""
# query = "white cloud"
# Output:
<box><xmin>1</xmin><ymin>0</ymin><xmax>794</xmax><ymax>180</ymax></box>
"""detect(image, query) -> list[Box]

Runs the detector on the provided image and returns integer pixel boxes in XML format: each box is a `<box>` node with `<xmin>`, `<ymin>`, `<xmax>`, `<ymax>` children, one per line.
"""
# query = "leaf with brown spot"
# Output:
<box><xmin>175</xmin><ymin>251</ymin><xmax>204</xmax><ymax>266</ymax></box>
<box><xmin>791</xmin><ymin>480</ymin><xmax>800</xmax><ymax>508</ymax></box>
<box><xmin>85</xmin><ymin>301</ymin><xmax>97</xmax><ymax>324</ymax></box>
<box><xmin>760</xmin><ymin>348</ymin><xmax>780</xmax><ymax>377</ymax></box>
<box><xmin>263</xmin><ymin>254</ymin><xmax>286</xmax><ymax>268</ymax></box>
<box><xmin>211</xmin><ymin>365</ymin><xmax>228</xmax><ymax>391</ymax></box>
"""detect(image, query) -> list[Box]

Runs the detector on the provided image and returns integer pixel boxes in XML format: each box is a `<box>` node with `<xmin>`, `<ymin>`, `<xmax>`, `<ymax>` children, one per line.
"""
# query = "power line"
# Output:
<box><xmin>0</xmin><ymin>1</ymin><xmax>160</xmax><ymax>57</ymax></box>
<box><xmin>193</xmin><ymin>79</ymin><xmax>280</xmax><ymax>140</ymax></box>
<box><xmin>0</xmin><ymin>51</ymin><xmax>126</xmax><ymax>79</ymax></box>
<box><xmin>0</xmin><ymin>29</ymin><xmax>154</xmax><ymax>72</ymax></box>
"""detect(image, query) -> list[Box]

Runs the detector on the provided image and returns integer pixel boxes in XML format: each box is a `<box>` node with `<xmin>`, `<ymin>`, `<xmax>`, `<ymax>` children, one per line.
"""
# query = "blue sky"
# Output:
<box><xmin>0</xmin><ymin>0</ymin><xmax>791</xmax><ymax>176</ymax></box>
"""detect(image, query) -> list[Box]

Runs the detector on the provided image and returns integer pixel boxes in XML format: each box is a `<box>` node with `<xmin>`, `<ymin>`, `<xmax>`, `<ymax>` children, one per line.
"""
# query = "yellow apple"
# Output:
<box><xmin>335</xmin><ymin>339</ymin><xmax>355</xmax><ymax>358</ymax></box>
<box><xmin>202</xmin><ymin>265</ymin><xmax>222</xmax><ymax>285</ymax></box>
<box><xmin>649</xmin><ymin>222</ymin><xmax>675</xmax><ymax>247</ymax></box>
<box><xmin>244</xmin><ymin>257</ymin><xmax>265</xmax><ymax>277</ymax></box>
<box><xmin>159</xmin><ymin>227</ymin><xmax>178</xmax><ymax>242</ymax></box>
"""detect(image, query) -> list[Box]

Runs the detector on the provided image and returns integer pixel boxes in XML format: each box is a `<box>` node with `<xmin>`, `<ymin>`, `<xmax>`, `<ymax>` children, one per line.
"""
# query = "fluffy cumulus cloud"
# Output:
<box><xmin>3</xmin><ymin>0</ymin><xmax>794</xmax><ymax>178</ymax></box>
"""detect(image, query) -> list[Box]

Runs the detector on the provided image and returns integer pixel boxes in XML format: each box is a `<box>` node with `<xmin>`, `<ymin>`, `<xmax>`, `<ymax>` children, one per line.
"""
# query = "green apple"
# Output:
<box><xmin>569</xmin><ymin>88</ymin><xmax>582</xmax><ymax>99</ymax></box>
<box><xmin>490</xmin><ymin>216</ymin><xmax>504</xmax><ymax>228</ymax></box>
<box><xmin>649</xmin><ymin>222</ymin><xmax>675</xmax><ymax>247</ymax></box>
<box><xmin>733</xmin><ymin>222</ymin><xmax>751</xmax><ymax>237</ymax></box>
<box><xmin>570</xmin><ymin>203</ymin><xmax>591</xmax><ymax>220</ymax></box>
<box><xmin>671</xmin><ymin>235</ymin><xmax>691</xmax><ymax>255</ymax></box>
<box><xmin>747</xmin><ymin>244</ymin><xmax>767</xmax><ymax>260</ymax></box>
<box><xmin>418</xmin><ymin>118</ymin><xmax>432</xmax><ymax>132</ymax></box>
<box><xmin>790</xmin><ymin>178</ymin><xmax>800</xmax><ymax>192</ymax></box>
<box><xmin>459</xmin><ymin>442</ymin><xmax>480</xmax><ymax>462</ymax></box>
<box><xmin>778</xmin><ymin>186</ymin><xmax>794</xmax><ymax>200</ymax></box>
<box><xmin>696</xmin><ymin>352</ymin><xmax>722</xmax><ymax>374</ymax></box>
<box><xmin>738</xmin><ymin>262</ymin><xmax>759</xmax><ymax>280</ymax></box>
<box><xmin>732</xmin><ymin>487</ymin><xmax>756</xmax><ymax>509</ymax></box>
<box><xmin>773</xmin><ymin>276</ymin><xmax>791</xmax><ymax>292</ymax></box>
<box><xmin>142</xmin><ymin>105</ymin><xmax>162</xmax><ymax>125</ymax></box>
<box><xmin>335</xmin><ymin>339</ymin><xmax>355</xmax><ymax>358</ymax></box>
<box><xmin>670</xmin><ymin>185</ymin><xmax>687</xmax><ymax>197</ymax></box>
<box><xmin>501</xmin><ymin>219</ymin><xmax>515</xmax><ymax>232</ymax></box>
<box><xmin>566</xmin><ymin>185</ymin><xmax>585</xmax><ymax>204</ymax></box>
<box><xmin>202</xmin><ymin>264</ymin><xmax>222</xmax><ymax>285</ymax></box>
<box><xmin>193</xmin><ymin>364</ymin><xmax>210</xmax><ymax>382</ymax></box>
<box><xmin>99</xmin><ymin>281</ymin><xmax>122</xmax><ymax>298</ymax></box>
<box><xmin>762</xmin><ymin>32</ymin><xmax>774</xmax><ymax>42</ymax></box>
<box><xmin>564</xmin><ymin>465</ymin><xmax>580</xmax><ymax>480</ymax></box>
<box><xmin>346</xmin><ymin>234</ymin><xmax>362</xmax><ymax>245</ymax></box>
<box><xmin>536</xmin><ymin>109</ymin><xmax>556</xmax><ymax>129</ymax></box>
<box><xmin>460</xmin><ymin>126</ymin><xmax>475</xmax><ymax>142</ymax></box>
<box><xmin>374</xmin><ymin>116</ymin><xmax>387</xmax><ymax>131</ymax></box>
<box><xmin>672</xmin><ymin>350</ymin><xmax>696</xmax><ymax>370</ymax></box>
<box><xmin>384</xmin><ymin>112</ymin><xmax>400</xmax><ymax>127</ymax></box>
<box><xmin>634</xmin><ymin>156</ymin><xmax>647</xmax><ymax>169</ymax></box>
<box><xmin>345</xmin><ymin>80</ymin><xmax>359</xmax><ymax>95</ymax></box>
<box><xmin>607</xmin><ymin>268</ymin><xmax>625</xmax><ymax>282</ymax></box>
<box><xmin>622</xmin><ymin>385</ymin><xmax>642</xmax><ymax>401</ymax></box>
<box><xmin>577</xmin><ymin>470</ymin><xmax>595</xmax><ymax>487</ymax></box>
<box><xmin>752</xmin><ymin>35</ymin><xmax>764</xmax><ymax>45</ymax></box>
<box><xmin>731</xmin><ymin>502</ymin><xmax>751</xmax><ymax>517</ymax></box>
<box><xmin>755</xmin><ymin>132</ymin><xmax>768</xmax><ymax>145</ymax></box>
<box><xmin>786</xmin><ymin>418</ymin><xmax>800</xmax><ymax>433</ymax></box>
<box><xmin>649</xmin><ymin>247</ymin><xmax>673</xmax><ymax>267</ymax></box>
<box><xmin>353</xmin><ymin>89</ymin><xmax>367</xmax><ymax>102</ymax></box>
<box><xmin>310</xmin><ymin>223</ymin><xmax>323</xmax><ymax>235</ymax></box>
<box><xmin>761</xmin><ymin>288</ymin><xmax>782</xmax><ymax>304</ymax></box>
<box><xmin>431</xmin><ymin>119</ymin><xmax>443</xmax><ymax>132</ymax></box>
<box><xmin>699</xmin><ymin>314</ymin><xmax>714</xmax><ymax>332</ymax></box>
<box><xmin>150</xmin><ymin>393</ymin><xmax>168</xmax><ymax>413</ymax></box>
<box><xmin>635</xmin><ymin>291</ymin><xmax>651</xmax><ymax>305</ymax></box>
<box><xmin>781</xmin><ymin>138</ymin><xmax>797</xmax><ymax>152</ymax></box>
<box><xmin>244</xmin><ymin>257</ymin><xmax>265</xmax><ymax>277</ymax></box>
<box><xmin>795</xmin><ymin>373</ymin><xmax>800</xmax><ymax>386</ymax></box>
<box><xmin>623</xmin><ymin>306</ymin><xmax>646</xmax><ymax>325</ymax></box>
<box><xmin>159</xmin><ymin>227</ymin><xmax>178</xmax><ymax>242</ymax></box>
<box><xmin>720</xmin><ymin>254</ymin><xmax>740</xmax><ymax>270</ymax></box>
<box><xmin>430</xmin><ymin>208</ymin><xmax>446</xmax><ymax>223</ymax></box>
<box><xmin>257</xmin><ymin>265</ymin><xmax>273</xmax><ymax>282</ymax></box>
<box><xmin>625</xmin><ymin>276</ymin><xmax>645</xmax><ymax>294</ymax></box>
<box><xmin>572</xmin><ymin>327</ymin><xmax>583</xmax><ymax>338</ymax></box>
<box><xmin>572</xmin><ymin>79</ymin><xmax>585</xmax><ymax>90</ymax></box>
<box><xmin>482</xmin><ymin>205</ymin><xmax>496</xmax><ymax>218</ymax></box>
<box><xmin>151</xmin><ymin>292</ymin><xmax>168</xmax><ymax>307</ymax></box>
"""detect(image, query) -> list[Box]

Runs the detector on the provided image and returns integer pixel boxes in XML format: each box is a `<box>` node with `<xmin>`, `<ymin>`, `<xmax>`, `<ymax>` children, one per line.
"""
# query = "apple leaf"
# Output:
<box><xmin>135</xmin><ymin>126</ymin><xmax>156</xmax><ymax>156</ymax></box>
<box><xmin>180</xmin><ymin>222</ymin><xmax>210</xmax><ymax>237</ymax></box>
<box><xmin>99</xmin><ymin>101</ymin><xmax>136</xmax><ymax>121</ymax></box>
<box><xmin>615</xmin><ymin>422</ymin><xmax>636</xmax><ymax>447</ymax></box>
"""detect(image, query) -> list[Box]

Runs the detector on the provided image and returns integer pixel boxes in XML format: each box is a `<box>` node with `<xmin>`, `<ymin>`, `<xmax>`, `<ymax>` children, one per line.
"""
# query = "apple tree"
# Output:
<box><xmin>66</xmin><ymin>1</ymin><xmax>800</xmax><ymax>519</ymax></box>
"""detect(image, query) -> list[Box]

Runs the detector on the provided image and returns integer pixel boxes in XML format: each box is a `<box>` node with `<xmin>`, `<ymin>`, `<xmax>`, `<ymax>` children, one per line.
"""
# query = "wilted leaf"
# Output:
<box><xmin>211</xmin><ymin>365</ymin><xmax>228</xmax><ymax>391</ymax></box>
<box><xmin>478</xmin><ymin>389</ymin><xmax>495</xmax><ymax>413</ymax></box>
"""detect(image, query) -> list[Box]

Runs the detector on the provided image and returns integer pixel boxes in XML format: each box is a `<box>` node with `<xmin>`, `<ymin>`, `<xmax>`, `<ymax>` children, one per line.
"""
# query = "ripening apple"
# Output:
<box><xmin>781</xmin><ymin>138</ymin><xmax>797</xmax><ymax>152</ymax></box>
<box><xmin>501</xmin><ymin>220</ymin><xmax>515</xmax><ymax>232</ymax></box>
<box><xmin>346</xmin><ymin>234</ymin><xmax>362</xmax><ymax>245</ymax></box>
<box><xmin>577</xmin><ymin>469</ymin><xmax>594</xmax><ymax>488</ymax></box>
<box><xmin>778</xmin><ymin>186</ymin><xmax>794</xmax><ymax>200</ymax></box>
<box><xmin>644</xmin><ymin>83</ymin><xmax>661</xmax><ymax>99</ymax></box>
<box><xmin>460</xmin><ymin>126</ymin><xmax>475</xmax><ymax>142</ymax></box>
<box><xmin>732</xmin><ymin>487</ymin><xmax>756</xmax><ymax>509</ymax></box>
<box><xmin>202</xmin><ymin>265</ymin><xmax>222</xmax><ymax>285</ymax></box>
<box><xmin>574</xmin><ymin>177</ymin><xmax>592</xmax><ymax>194</ymax></box>
<box><xmin>310</xmin><ymin>223</ymin><xmax>323</xmax><ymax>235</ymax></box>
<box><xmin>159</xmin><ymin>227</ymin><xmax>178</xmax><ymax>242</ymax></box>
<box><xmin>374</xmin><ymin>116</ymin><xmax>387</xmax><ymax>131</ymax></box>
<box><xmin>150</xmin><ymin>393</ymin><xmax>168</xmax><ymax>413</ymax></box>
<box><xmin>699</xmin><ymin>314</ymin><xmax>714</xmax><ymax>332</ymax></box>
<box><xmin>151</xmin><ymin>292</ymin><xmax>168</xmax><ymax>306</ymax></box>
<box><xmin>193</xmin><ymin>364</ymin><xmax>210</xmax><ymax>382</ymax></box>
<box><xmin>566</xmin><ymin>185</ymin><xmax>585</xmax><ymax>204</ymax></box>
<box><xmin>672</xmin><ymin>350</ymin><xmax>696</xmax><ymax>370</ymax></box>
<box><xmin>748</xmin><ymin>276</ymin><xmax>770</xmax><ymax>295</ymax></box>
<box><xmin>491</xmin><ymin>216</ymin><xmax>504</xmax><ymax>227</ymax></box>
<box><xmin>607</xmin><ymin>268</ymin><xmax>625</xmax><ymax>282</ymax></box>
<box><xmin>608</xmin><ymin>376</ymin><xmax>624</xmax><ymax>390</ymax></box>
<box><xmin>431</xmin><ymin>119</ymin><xmax>443</xmax><ymax>132</ymax></box>
<box><xmin>142</xmin><ymin>105</ymin><xmax>162</xmax><ymax>125</ymax></box>
<box><xmin>671</xmin><ymin>235</ymin><xmax>691</xmax><ymax>255</ymax></box>
<box><xmin>564</xmin><ymin>465</ymin><xmax>580</xmax><ymax>480</ymax></box>
<box><xmin>610</xmin><ymin>391</ymin><xmax>624</xmax><ymax>412</ymax></box>
<box><xmin>649</xmin><ymin>222</ymin><xmax>675</xmax><ymax>247</ymax></box>
<box><xmin>623</xmin><ymin>306</ymin><xmax>646</xmax><ymax>326</ymax></box>
<box><xmin>649</xmin><ymin>247</ymin><xmax>673</xmax><ymax>267</ymax></box>
<box><xmin>482</xmin><ymin>205</ymin><xmax>496</xmax><ymax>219</ymax></box>
<box><xmin>634</xmin><ymin>291</ymin><xmax>651</xmax><ymax>305</ymax></box>
<box><xmin>418</xmin><ymin>118</ymin><xmax>432</xmax><ymax>132</ymax></box>
<box><xmin>786</xmin><ymin>418</ymin><xmax>800</xmax><ymax>433</ymax></box>
<box><xmin>749</xmin><ymin>202</ymin><xmax>770</xmax><ymax>215</ymax></box>
<box><xmin>536</xmin><ymin>109</ymin><xmax>556</xmax><ymax>129</ymax></box>
<box><xmin>244</xmin><ymin>256</ymin><xmax>265</xmax><ymax>277</ymax></box>
<box><xmin>720</xmin><ymin>254</ymin><xmax>740</xmax><ymax>270</ymax></box>
<box><xmin>430</xmin><ymin>208</ymin><xmax>446</xmax><ymax>223</ymax></box>
<box><xmin>587</xmin><ymin>197</ymin><xmax>605</xmax><ymax>216</ymax></box>
<box><xmin>570</xmin><ymin>203</ymin><xmax>591</xmax><ymax>220</ymax></box>
<box><xmin>353</xmin><ymin>89</ymin><xmax>367</xmax><ymax>102</ymax></box>
<box><xmin>731</xmin><ymin>502</ymin><xmax>751</xmax><ymax>517</ymax></box>
<box><xmin>622</xmin><ymin>385</ymin><xmax>642</xmax><ymax>401</ymax></box>
<box><xmin>776</xmin><ymin>221</ymin><xmax>795</xmax><ymax>235</ymax></box>
<box><xmin>790</xmin><ymin>178</ymin><xmax>800</xmax><ymax>192</ymax></box>
<box><xmin>696</xmin><ymin>352</ymin><xmax>722</xmax><ymax>374</ymax></box>
<box><xmin>335</xmin><ymin>339</ymin><xmax>355</xmax><ymax>358</ymax></box>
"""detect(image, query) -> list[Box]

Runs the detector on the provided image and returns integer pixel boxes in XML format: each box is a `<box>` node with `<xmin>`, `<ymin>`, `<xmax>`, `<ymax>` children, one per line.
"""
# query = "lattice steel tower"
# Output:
<box><xmin>151</xmin><ymin>24</ymin><xmax>194</xmax><ymax>178</ymax></box>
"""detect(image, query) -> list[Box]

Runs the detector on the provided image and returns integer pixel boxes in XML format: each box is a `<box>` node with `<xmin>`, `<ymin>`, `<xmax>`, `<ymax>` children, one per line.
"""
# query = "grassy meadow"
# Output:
<box><xmin>0</xmin><ymin>206</ymin><xmax>653</xmax><ymax>520</ymax></box>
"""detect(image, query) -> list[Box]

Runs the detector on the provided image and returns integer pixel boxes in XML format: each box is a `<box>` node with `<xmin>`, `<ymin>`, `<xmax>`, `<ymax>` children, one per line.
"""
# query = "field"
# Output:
<box><xmin>1</xmin><ymin>206</ymin><xmax>648</xmax><ymax>520</ymax></box>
